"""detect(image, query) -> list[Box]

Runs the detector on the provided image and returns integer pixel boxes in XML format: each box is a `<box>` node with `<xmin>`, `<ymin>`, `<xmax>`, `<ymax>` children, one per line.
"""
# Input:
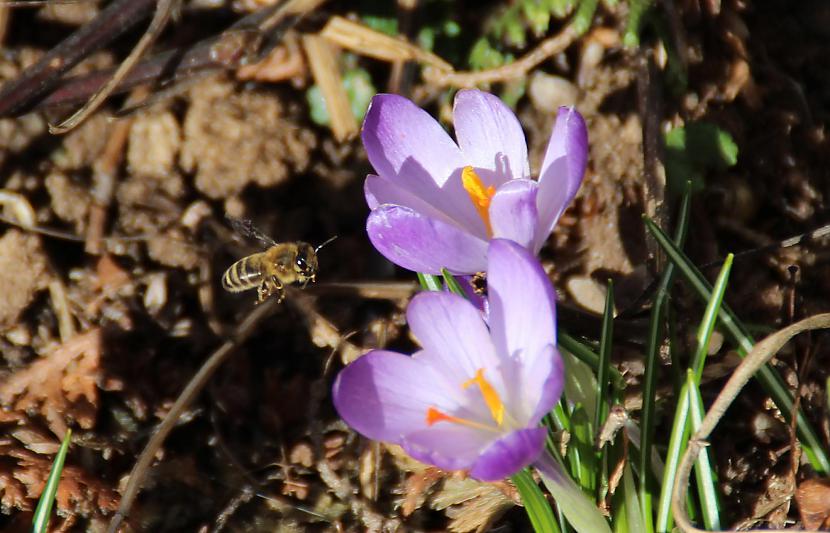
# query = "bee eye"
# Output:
<box><xmin>296</xmin><ymin>257</ymin><xmax>308</xmax><ymax>270</ymax></box>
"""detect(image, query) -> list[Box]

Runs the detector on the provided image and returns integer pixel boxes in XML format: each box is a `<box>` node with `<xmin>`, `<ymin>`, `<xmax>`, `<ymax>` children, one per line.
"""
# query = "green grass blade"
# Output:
<box><xmin>643</xmin><ymin>216</ymin><xmax>830</xmax><ymax>473</ymax></box>
<box><xmin>686</xmin><ymin>371</ymin><xmax>721</xmax><ymax>529</ymax></box>
<box><xmin>417</xmin><ymin>272</ymin><xmax>442</xmax><ymax>291</ymax></box>
<box><xmin>594</xmin><ymin>280</ymin><xmax>614</xmax><ymax>436</ymax></box>
<box><xmin>638</xmin><ymin>184</ymin><xmax>692</xmax><ymax>533</ymax></box>
<box><xmin>440</xmin><ymin>268</ymin><xmax>467</xmax><ymax>298</ymax></box>
<box><xmin>614</xmin><ymin>462</ymin><xmax>644</xmax><ymax>533</ymax></box>
<box><xmin>655</xmin><ymin>388</ymin><xmax>689</xmax><ymax>533</ymax></box>
<box><xmin>571</xmin><ymin>404</ymin><xmax>598</xmax><ymax>492</ymax></box>
<box><xmin>690</xmin><ymin>254</ymin><xmax>733</xmax><ymax>379</ymax></box>
<box><xmin>513</xmin><ymin>468</ymin><xmax>561</xmax><ymax>533</ymax></box>
<box><xmin>559</xmin><ymin>332</ymin><xmax>624</xmax><ymax>389</ymax></box>
<box><xmin>32</xmin><ymin>429</ymin><xmax>71</xmax><ymax>533</ymax></box>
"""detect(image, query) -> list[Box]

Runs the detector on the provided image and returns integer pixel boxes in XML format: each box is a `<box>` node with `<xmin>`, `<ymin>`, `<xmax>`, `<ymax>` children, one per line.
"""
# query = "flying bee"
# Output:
<box><xmin>221</xmin><ymin>217</ymin><xmax>336</xmax><ymax>303</ymax></box>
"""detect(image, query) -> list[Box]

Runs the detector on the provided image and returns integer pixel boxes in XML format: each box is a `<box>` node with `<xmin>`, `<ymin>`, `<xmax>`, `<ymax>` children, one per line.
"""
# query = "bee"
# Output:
<box><xmin>222</xmin><ymin>217</ymin><xmax>336</xmax><ymax>303</ymax></box>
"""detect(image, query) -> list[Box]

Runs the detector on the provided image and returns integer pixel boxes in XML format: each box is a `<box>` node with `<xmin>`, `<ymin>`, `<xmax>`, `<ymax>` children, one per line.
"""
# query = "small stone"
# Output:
<box><xmin>528</xmin><ymin>72</ymin><xmax>579</xmax><ymax>115</ymax></box>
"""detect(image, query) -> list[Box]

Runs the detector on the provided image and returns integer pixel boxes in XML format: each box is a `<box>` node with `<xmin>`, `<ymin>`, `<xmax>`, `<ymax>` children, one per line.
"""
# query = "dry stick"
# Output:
<box><xmin>49</xmin><ymin>0</ymin><xmax>180</xmax><ymax>133</ymax></box>
<box><xmin>107</xmin><ymin>298</ymin><xmax>279</xmax><ymax>533</ymax></box>
<box><xmin>0</xmin><ymin>0</ymin><xmax>155</xmax><ymax>116</ymax></box>
<box><xmin>421</xmin><ymin>23</ymin><xmax>579</xmax><ymax>87</ymax></box>
<box><xmin>29</xmin><ymin>0</ymin><xmax>322</xmax><ymax>114</ymax></box>
<box><xmin>87</xmin><ymin>109</ymin><xmax>136</xmax><ymax>254</ymax></box>
<box><xmin>671</xmin><ymin>313</ymin><xmax>830</xmax><ymax>533</ymax></box>
<box><xmin>636</xmin><ymin>52</ymin><xmax>668</xmax><ymax>273</ymax></box>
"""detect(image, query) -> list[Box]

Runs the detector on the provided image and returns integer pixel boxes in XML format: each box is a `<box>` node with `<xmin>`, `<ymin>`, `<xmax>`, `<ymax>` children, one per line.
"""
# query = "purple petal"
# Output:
<box><xmin>469</xmin><ymin>427</ymin><xmax>547</xmax><ymax>481</ymax></box>
<box><xmin>454</xmin><ymin>90</ymin><xmax>530</xmax><ymax>185</ymax></box>
<box><xmin>456</xmin><ymin>275</ymin><xmax>488</xmax><ymax>316</ymax></box>
<box><xmin>362</xmin><ymin>95</ymin><xmax>488</xmax><ymax>235</ymax></box>
<box><xmin>487</xmin><ymin>240</ymin><xmax>557</xmax><ymax>365</ymax></box>
<box><xmin>362</xmin><ymin>94</ymin><xmax>464</xmax><ymax>188</ymax></box>
<box><xmin>535</xmin><ymin>107</ymin><xmax>588</xmax><ymax>251</ymax></box>
<box><xmin>364</xmin><ymin>174</ymin><xmax>456</xmax><ymax>225</ymax></box>
<box><xmin>407</xmin><ymin>291</ymin><xmax>501</xmax><ymax>392</ymax></box>
<box><xmin>525</xmin><ymin>345</ymin><xmax>565</xmax><ymax>424</ymax></box>
<box><xmin>332</xmin><ymin>350</ymin><xmax>459</xmax><ymax>442</ymax></box>
<box><xmin>402</xmin><ymin>424</ymin><xmax>493</xmax><ymax>473</ymax></box>
<box><xmin>489</xmin><ymin>179</ymin><xmax>539</xmax><ymax>249</ymax></box>
<box><xmin>367</xmin><ymin>205</ymin><xmax>487</xmax><ymax>275</ymax></box>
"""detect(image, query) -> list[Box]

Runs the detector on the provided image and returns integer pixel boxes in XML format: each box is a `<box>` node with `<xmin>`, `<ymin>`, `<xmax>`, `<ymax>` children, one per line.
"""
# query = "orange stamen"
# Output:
<box><xmin>462</xmin><ymin>368</ymin><xmax>505</xmax><ymax>426</ymax></box>
<box><xmin>461</xmin><ymin>166</ymin><xmax>495</xmax><ymax>236</ymax></box>
<box><xmin>425</xmin><ymin>407</ymin><xmax>493</xmax><ymax>432</ymax></box>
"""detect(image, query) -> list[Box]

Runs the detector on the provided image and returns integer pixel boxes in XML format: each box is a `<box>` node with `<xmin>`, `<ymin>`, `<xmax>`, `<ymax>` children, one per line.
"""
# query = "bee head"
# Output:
<box><xmin>294</xmin><ymin>243</ymin><xmax>318</xmax><ymax>283</ymax></box>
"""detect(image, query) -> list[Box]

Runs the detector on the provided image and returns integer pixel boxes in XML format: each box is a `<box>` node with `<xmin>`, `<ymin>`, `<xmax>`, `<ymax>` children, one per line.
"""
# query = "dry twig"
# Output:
<box><xmin>422</xmin><ymin>23</ymin><xmax>579</xmax><ymax>88</ymax></box>
<box><xmin>0</xmin><ymin>0</ymin><xmax>155</xmax><ymax>116</ymax></box>
<box><xmin>107</xmin><ymin>298</ymin><xmax>279</xmax><ymax>533</ymax></box>
<box><xmin>49</xmin><ymin>0</ymin><xmax>180</xmax><ymax>133</ymax></box>
<box><xmin>671</xmin><ymin>314</ymin><xmax>830</xmax><ymax>533</ymax></box>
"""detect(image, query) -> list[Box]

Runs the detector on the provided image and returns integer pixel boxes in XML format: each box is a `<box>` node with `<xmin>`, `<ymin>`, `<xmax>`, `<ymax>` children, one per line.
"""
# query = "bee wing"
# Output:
<box><xmin>226</xmin><ymin>216</ymin><xmax>277</xmax><ymax>247</ymax></box>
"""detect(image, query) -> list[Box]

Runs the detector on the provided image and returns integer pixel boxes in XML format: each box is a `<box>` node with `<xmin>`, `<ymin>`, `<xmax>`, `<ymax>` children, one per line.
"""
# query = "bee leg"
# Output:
<box><xmin>271</xmin><ymin>275</ymin><xmax>285</xmax><ymax>303</ymax></box>
<box><xmin>256</xmin><ymin>283</ymin><xmax>270</xmax><ymax>303</ymax></box>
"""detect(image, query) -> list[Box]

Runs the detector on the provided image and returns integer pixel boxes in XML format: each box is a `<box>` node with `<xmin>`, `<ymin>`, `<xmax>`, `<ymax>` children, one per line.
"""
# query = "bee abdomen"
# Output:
<box><xmin>222</xmin><ymin>256</ymin><xmax>262</xmax><ymax>292</ymax></box>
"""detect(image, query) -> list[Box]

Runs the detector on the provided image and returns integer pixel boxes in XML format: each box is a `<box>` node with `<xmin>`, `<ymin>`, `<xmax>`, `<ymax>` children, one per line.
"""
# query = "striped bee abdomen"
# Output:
<box><xmin>222</xmin><ymin>255</ymin><xmax>264</xmax><ymax>292</ymax></box>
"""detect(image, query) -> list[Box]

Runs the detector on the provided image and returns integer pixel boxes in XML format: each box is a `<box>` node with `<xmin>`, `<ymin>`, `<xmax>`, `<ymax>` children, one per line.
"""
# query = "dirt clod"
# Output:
<box><xmin>179</xmin><ymin>78</ymin><xmax>317</xmax><ymax>199</ymax></box>
<box><xmin>0</xmin><ymin>231</ymin><xmax>48</xmax><ymax>329</ymax></box>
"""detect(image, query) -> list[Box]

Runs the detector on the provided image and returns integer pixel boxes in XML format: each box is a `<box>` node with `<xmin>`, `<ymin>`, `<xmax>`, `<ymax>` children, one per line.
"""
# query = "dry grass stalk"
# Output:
<box><xmin>302</xmin><ymin>33</ymin><xmax>357</xmax><ymax>142</ymax></box>
<box><xmin>320</xmin><ymin>16</ymin><xmax>451</xmax><ymax>71</ymax></box>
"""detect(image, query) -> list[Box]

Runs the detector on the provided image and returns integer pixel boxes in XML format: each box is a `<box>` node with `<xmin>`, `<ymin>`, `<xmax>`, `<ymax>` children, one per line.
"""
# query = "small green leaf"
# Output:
<box><xmin>468</xmin><ymin>37</ymin><xmax>506</xmax><ymax>70</ymax></box>
<box><xmin>664</xmin><ymin>122</ymin><xmax>739</xmax><ymax>195</ymax></box>
<box><xmin>623</xmin><ymin>0</ymin><xmax>654</xmax><ymax>48</ymax></box>
<box><xmin>573</xmin><ymin>0</ymin><xmax>599</xmax><ymax>35</ymax></box>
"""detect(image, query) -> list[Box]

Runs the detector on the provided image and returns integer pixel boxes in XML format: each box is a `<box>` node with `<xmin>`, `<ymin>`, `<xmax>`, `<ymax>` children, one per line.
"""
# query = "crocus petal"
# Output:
<box><xmin>362</xmin><ymin>94</ymin><xmax>465</xmax><ymax>188</ymax></box>
<box><xmin>362</xmin><ymin>94</ymin><xmax>489</xmax><ymax>236</ymax></box>
<box><xmin>525</xmin><ymin>344</ymin><xmax>565</xmax><ymax>425</ymax></box>
<box><xmin>454</xmin><ymin>90</ymin><xmax>530</xmax><ymax>185</ymax></box>
<box><xmin>332</xmin><ymin>350</ymin><xmax>459</xmax><ymax>443</ymax></box>
<box><xmin>367</xmin><ymin>205</ymin><xmax>487</xmax><ymax>275</ymax></box>
<box><xmin>364</xmin><ymin>174</ymin><xmax>456</xmax><ymax>226</ymax></box>
<box><xmin>535</xmin><ymin>106</ymin><xmax>588</xmax><ymax>252</ymax></box>
<box><xmin>402</xmin><ymin>424</ymin><xmax>493</xmax><ymax>473</ymax></box>
<box><xmin>487</xmin><ymin>240</ymin><xmax>557</xmax><ymax>366</ymax></box>
<box><xmin>407</xmin><ymin>292</ymin><xmax>499</xmax><ymax>381</ymax></box>
<box><xmin>489</xmin><ymin>179</ymin><xmax>539</xmax><ymax>249</ymax></box>
<box><xmin>469</xmin><ymin>427</ymin><xmax>547</xmax><ymax>481</ymax></box>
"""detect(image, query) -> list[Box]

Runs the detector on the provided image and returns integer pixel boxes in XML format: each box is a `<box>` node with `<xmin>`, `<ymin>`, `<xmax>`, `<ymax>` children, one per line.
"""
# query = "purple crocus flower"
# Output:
<box><xmin>333</xmin><ymin>239</ymin><xmax>563</xmax><ymax>481</ymax></box>
<box><xmin>363</xmin><ymin>89</ymin><xmax>587</xmax><ymax>275</ymax></box>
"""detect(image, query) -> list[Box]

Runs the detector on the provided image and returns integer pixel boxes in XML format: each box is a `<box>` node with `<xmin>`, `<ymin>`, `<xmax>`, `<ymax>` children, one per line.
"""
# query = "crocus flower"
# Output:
<box><xmin>363</xmin><ymin>89</ymin><xmax>587</xmax><ymax>275</ymax></box>
<box><xmin>332</xmin><ymin>239</ymin><xmax>563</xmax><ymax>481</ymax></box>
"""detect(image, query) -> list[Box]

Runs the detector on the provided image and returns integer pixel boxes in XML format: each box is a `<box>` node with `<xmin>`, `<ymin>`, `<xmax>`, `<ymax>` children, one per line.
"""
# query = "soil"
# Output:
<box><xmin>1</xmin><ymin>1</ymin><xmax>830</xmax><ymax>532</ymax></box>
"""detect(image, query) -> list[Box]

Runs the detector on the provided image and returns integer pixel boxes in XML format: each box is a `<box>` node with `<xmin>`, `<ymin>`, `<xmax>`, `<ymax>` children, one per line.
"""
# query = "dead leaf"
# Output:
<box><xmin>796</xmin><ymin>478</ymin><xmax>830</xmax><ymax>529</ymax></box>
<box><xmin>433</xmin><ymin>477</ymin><xmax>515</xmax><ymax>533</ymax></box>
<box><xmin>0</xmin><ymin>445</ymin><xmax>118</xmax><ymax>516</ymax></box>
<box><xmin>0</xmin><ymin>329</ymin><xmax>102</xmax><ymax>437</ymax></box>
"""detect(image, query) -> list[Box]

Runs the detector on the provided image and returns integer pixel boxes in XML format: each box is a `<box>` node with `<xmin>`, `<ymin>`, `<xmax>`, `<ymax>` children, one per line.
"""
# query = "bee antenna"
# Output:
<box><xmin>314</xmin><ymin>235</ymin><xmax>338</xmax><ymax>253</ymax></box>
